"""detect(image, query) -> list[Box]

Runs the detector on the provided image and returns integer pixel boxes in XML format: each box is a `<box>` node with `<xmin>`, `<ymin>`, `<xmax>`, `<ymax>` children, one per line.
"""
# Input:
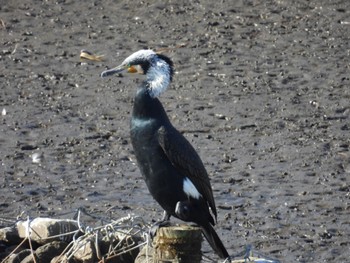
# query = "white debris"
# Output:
<box><xmin>32</xmin><ymin>153</ymin><xmax>42</xmax><ymax>163</ymax></box>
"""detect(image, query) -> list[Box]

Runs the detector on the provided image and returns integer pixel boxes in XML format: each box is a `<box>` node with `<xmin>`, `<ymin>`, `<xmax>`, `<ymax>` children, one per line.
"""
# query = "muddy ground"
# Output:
<box><xmin>1</xmin><ymin>0</ymin><xmax>350</xmax><ymax>262</ymax></box>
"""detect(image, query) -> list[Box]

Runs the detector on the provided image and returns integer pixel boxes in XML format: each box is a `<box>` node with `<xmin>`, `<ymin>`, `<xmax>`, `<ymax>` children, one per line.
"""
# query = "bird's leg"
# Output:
<box><xmin>161</xmin><ymin>210</ymin><xmax>171</xmax><ymax>221</ymax></box>
<box><xmin>244</xmin><ymin>244</ymin><xmax>253</xmax><ymax>260</ymax></box>
<box><xmin>149</xmin><ymin>211</ymin><xmax>171</xmax><ymax>239</ymax></box>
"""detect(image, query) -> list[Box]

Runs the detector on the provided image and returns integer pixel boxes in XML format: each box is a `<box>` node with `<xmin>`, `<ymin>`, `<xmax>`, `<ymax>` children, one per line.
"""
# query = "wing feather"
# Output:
<box><xmin>157</xmin><ymin>125</ymin><xmax>217</xmax><ymax>220</ymax></box>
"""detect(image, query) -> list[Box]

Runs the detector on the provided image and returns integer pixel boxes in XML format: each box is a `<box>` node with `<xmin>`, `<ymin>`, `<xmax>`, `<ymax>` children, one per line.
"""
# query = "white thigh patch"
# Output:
<box><xmin>183</xmin><ymin>177</ymin><xmax>201</xmax><ymax>199</ymax></box>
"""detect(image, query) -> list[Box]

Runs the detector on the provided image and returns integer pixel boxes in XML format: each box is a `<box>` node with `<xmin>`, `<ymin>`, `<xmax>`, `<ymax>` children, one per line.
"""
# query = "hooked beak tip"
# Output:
<box><xmin>100</xmin><ymin>71</ymin><xmax>108</xmax><ymax>78</ymax></box>
<box><xmin>100</xmin><ymin>65</ymin><xmax>124</xmax><ymax>78</ymax></box>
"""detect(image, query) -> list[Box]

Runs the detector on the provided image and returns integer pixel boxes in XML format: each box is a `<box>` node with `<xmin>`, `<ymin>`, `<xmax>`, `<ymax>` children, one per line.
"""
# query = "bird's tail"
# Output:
<box><xmin>201</xmin><ymin>223</ymin><xmax>229</xmax><ymax>259</ymax></box>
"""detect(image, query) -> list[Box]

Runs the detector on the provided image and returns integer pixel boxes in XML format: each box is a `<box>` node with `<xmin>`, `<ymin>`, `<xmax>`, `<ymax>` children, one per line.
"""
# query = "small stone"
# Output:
<box><xmin>72</xmin><ymin>236</ymin><xmax>96</xmax><ymax>263</ymax></box>
<box><xmin>6</xmin><ymin>249</ymin><xmax>32</xmax><ymax>263</ymax></box>
<box><xmin>0</xmin><ymin>226</ymin><xmax>21</xmax><ymax>244</ymax></box>
<box><xmin>50</xmin><ymin>254</ymin><xmax>74</xmax><ymax>263</ymax></box>
<box><xmin>31</xmin><ymin>153</ymin><xmax>43</xmax><ymax>163</ymax></box>
<box><xmin>16</xmin><ymin>218</ymin><xmax>79</xmax><ymax>244</ymax></box>
<box><xmin>36</xmin><ymin>241</ymin><xmax>67</xmax><ymax>263</ymax></box>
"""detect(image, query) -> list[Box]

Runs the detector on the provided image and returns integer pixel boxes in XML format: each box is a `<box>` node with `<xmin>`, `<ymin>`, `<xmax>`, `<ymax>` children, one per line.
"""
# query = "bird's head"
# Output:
<box><xmin>101</xmin><ymin>49</ymin><xmax>174</xmax><ymax>98</ymax></box>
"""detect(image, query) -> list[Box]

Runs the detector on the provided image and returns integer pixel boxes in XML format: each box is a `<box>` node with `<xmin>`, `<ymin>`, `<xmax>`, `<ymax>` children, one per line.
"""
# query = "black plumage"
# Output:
<box><xmin>101</xmin><ymin>49</ymin><xmax>229</xmax><ymax>259</ymax></box>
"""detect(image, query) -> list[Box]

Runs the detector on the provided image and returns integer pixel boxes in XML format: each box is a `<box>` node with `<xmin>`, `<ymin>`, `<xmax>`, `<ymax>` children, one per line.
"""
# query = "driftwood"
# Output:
<box><xmin>136</xmin><ymin>225</ymin><xmax>202</xmax><ymax>263</ymax></box>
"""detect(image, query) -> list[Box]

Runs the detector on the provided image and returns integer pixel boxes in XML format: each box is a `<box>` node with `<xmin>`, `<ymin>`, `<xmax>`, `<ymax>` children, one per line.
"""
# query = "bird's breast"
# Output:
<box><xmin>130</xmin><ymin>116</ymin><xmax>160</xmax><ymax>163</ymax></box>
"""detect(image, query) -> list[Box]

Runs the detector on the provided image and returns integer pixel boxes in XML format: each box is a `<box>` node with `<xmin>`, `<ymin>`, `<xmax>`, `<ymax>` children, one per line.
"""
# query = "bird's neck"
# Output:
<box><xmin>132</xmin><ymin>85</ymin><xmax>170</xmax><ymax>123</ymax></box>
<box><xmin>146</xmin><ymin>59</ymin><xmax>172</xmax><ymax>98</ymax></box>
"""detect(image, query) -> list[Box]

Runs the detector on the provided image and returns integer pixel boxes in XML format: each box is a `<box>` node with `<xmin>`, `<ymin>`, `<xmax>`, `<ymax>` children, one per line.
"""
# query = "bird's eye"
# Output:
<box><xmin>127</xmin><ymin>65</ymin><xmax>138</xmax><ymax>73</ymax></box>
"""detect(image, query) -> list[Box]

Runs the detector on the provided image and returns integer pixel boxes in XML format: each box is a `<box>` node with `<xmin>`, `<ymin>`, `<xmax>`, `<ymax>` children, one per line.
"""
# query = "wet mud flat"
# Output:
<box><xmin>1</xmin><ymin>0</ymin><xmax>350</xmax><ymax>261</ymax></box>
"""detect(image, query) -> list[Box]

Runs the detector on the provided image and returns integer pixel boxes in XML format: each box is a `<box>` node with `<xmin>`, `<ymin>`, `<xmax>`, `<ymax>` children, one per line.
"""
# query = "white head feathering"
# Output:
<box><xmin>122</xmin><ymin>49</ymin><xmax>156</xmax><ymax>65</ymax></box>
<box><xmin>123</xmin><ymin>49</ymin><xmax>172</xmax><ymax>98</ymax></box>
<box><xmin>146</xmin><ymin>59</ymin><xmax>172</xmax><ymax>97</ymax></box>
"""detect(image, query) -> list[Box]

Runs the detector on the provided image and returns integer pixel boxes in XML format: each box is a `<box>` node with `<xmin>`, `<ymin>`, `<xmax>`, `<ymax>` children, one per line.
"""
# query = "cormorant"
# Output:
<box><xmin>101</xmin><ymin>49</ymin><xmax>229</xmax><ymax>259</ymax></box>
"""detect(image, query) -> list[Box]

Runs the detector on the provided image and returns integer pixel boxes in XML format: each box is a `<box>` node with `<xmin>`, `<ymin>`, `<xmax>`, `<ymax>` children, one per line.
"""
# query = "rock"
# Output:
<box><xmin>35</xmin><ymin>241</ymin><xmax>67</xmax><ymax>263</ymax></box>
<box><xmin>0</xmin><ymin>242</ymin><xmax>32</xmax><ymax>262</ymax></box>
<box><xmin>16</xmin><ymin>218</ymin><xmax>79</xmax><ymax>244</ymax></box>
<box><xmin>135</xmin><ymin>245</ymin><xmax>155</xmax><ymax>263</ymax></box>
<box><xmin>2</xmin><ymin>254</ymin><xmax>17</xmax><ymax>263</ymax></box>
<box><xmin>0</xmin><ymin>226</ymin><xmax>22</xmax><ymax>244</ymax></box>
<box><xmin>4</xmin><ymin>249</ymin><xmax>31</xmax><ymax>263</ymax></box>
<box><xmin>20</xmin><ymin>253</ymin><xmax>38</xmax><ymax>263</ymax></box>
<box><xmin>72</xmin><ymin>233</ymin><xmax>139</xmax><ymax>263</ymax></box>
<box><xmin>21</xmin><ymin>241</ymin><xmax>67</xmax><ymax>263</ymax></box>
<box><xmin>51</xmin><ymin>254</ymin><xmax>77</xmax><ymax>263</ymax></box>
<box><xmin>72</xmin><ymin>236</ymin><xmax>96</xmax><ymax>263</ymax></box>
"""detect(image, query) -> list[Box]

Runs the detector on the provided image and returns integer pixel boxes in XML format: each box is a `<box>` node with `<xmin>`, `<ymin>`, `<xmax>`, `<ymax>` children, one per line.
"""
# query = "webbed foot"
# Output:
<box><xmin>149</xmin><ymin>211</ymin><xmax>171</xmax><ymax>239</ymax></box>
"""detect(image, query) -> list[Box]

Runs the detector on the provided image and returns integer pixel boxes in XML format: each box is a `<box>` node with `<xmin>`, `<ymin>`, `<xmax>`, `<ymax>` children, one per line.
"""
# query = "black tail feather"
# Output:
<box><xmin>201</xmin><ymin>223</ymin><xmax>229</xmax><ymax>259</ymax></box>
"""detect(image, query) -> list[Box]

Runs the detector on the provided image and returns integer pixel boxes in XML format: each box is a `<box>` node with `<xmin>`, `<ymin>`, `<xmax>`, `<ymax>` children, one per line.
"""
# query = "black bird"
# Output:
<box><xmin>101</xmin><ymin>49</ymin><xmax>229</xmax><ymax>259</ymax></box>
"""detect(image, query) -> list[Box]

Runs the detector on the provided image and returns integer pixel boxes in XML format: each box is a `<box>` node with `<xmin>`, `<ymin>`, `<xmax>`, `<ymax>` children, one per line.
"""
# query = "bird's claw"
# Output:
<box><xmin>149</xmin><ymin>219</ymin><xmax>171</xmax><ymax>239</ymax></box>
